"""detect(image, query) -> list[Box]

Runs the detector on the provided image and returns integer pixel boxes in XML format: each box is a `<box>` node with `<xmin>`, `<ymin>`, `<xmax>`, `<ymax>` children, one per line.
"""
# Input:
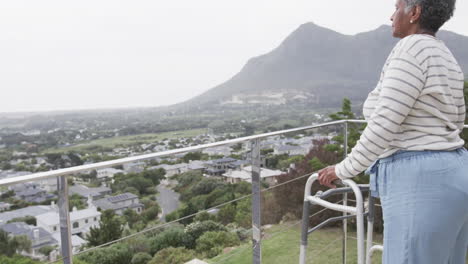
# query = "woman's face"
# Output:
<box><xmin>391</xmin><ymin>0</ymin><xmax>412</xmax><ymax>38</ymax></box>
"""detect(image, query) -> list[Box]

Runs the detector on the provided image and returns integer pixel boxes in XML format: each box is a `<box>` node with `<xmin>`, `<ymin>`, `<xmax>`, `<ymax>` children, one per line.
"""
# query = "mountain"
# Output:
<box><xmin>180</xmin><ymin>23</ymin><xmax>468</xmax><ymax>110</ymax></box>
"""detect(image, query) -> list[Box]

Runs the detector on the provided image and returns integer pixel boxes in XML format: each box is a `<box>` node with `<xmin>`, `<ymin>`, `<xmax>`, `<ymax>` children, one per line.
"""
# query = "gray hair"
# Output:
<box><xmin>403</xmin><ymin>0</ymin><xmax>456</xmax><ymax>32</ymax></box>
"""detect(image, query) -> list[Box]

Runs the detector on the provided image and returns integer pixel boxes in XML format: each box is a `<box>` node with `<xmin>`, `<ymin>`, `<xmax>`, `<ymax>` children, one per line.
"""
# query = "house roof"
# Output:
<box><xmin>93</xmin><ymin>192</ymin><xmax>141</xmax><ymax>211</ymax></box>
<box><xmin>0</xmin><ymin>205</ymin><xmax>54</xmax><ymax>224</ymax></box>
<box><xmin>107</xmin><ymin>192</ymin><xmax>138</xmax><ymax>203</ymax></box>
<box><xmin>0</xmin><ymin>222</ymin><xmax>56</xmax><ymax>247</ymax></box>
<box><xmin>36</xmin><ymin>207</ymin><xmax>101</xmax><ymax>226</ymax></box>
<box><xmin>69</xmin><ymin>185</ymin><xmax>111</xmax><ymax>198</ymax></box>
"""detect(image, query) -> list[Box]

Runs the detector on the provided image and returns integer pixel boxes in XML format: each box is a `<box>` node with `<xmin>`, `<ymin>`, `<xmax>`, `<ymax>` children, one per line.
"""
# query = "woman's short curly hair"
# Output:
<box><xmin>404</xmin><ymin>0</ymin><xmax>456</xmax><ymax>32</ymax></box>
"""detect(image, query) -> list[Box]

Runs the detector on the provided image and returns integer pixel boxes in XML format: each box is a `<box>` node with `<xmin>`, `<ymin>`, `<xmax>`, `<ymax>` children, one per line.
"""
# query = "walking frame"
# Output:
<box><xmin>300</xmin><ymin>173</ymin><xmax>383</xmax><ymax>264</ymax></box>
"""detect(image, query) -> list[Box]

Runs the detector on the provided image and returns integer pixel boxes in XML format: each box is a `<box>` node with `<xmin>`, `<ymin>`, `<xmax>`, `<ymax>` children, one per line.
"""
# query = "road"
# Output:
<box><xmin>156</xmin><ymin>180</ymin><xmax>180</xmax><ymax>222</ymax></box>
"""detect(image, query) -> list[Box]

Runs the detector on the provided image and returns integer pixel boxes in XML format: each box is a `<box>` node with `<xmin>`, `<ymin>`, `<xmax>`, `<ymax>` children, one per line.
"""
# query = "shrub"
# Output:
<box><xmin>148</xmin><ymin>247</ymin><xmax>195</xmax><ymax>264</ymax></box>
<box><xmin>195</xmin><ymin>231</ymin><xmax>240</xmax><ymax>258</ymax></box>
<box><xmin>184</xmin><ymin>220</ymin><xmax>227</xmax><ymax>248</ymax></box>
<box><xmin>131</xmin><ymin>252</ymin><xmax>152</xmax><ymax>264</ymax></box>
<box><xmin>149</xmin><ymin>227</ymin><xmax>191</xmax><ymax>255</ymax></box>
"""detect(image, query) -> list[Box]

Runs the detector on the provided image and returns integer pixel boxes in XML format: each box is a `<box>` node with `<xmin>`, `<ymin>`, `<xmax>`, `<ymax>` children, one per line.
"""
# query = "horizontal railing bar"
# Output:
<box><xmin>308</xmin><ymin>214</ymin><xmax>360</xmax><ymax>234</ymax></box>
<box><xmin>319</xmin><ymin>185</ymin><xmax>370</xmax><ymax>199</ymax></box>
<box><xmin>0</xmin><ymin>119</ymin><xmax>466</xmax><ymax>187</ymax></box>
<box><xmin>0</xmin><ymin>119</ymin><xmax>347</xmax><ymax>187</ymax></box>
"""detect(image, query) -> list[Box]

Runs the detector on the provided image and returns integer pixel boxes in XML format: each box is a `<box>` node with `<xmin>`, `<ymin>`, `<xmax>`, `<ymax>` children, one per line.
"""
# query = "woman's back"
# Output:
<box><xmin>362</xmin><ymin>34</ymin><xmax>465</xmax><ymax>158</ymax></box>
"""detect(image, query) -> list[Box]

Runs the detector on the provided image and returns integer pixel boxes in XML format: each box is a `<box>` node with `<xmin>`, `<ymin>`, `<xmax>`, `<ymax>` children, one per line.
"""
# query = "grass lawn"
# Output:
<box><xmin>43</xmin><ymin>128</ymin><xmax>206</xmax><ymax>153</ymax></box>
<box><xmin>210</xmin><ymin>225</ymin><xmax>383</xmax><ymax>264</ymax></box>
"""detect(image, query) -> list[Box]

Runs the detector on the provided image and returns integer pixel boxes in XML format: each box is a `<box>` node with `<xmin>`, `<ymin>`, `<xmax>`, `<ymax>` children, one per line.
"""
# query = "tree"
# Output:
<box><xmin>149</xmin><ymin>247</ymin><xmax>196</xmax><ymax>264</ymax></box>
<box><xmin>182</xmin><ymin>152</ymin><xmax>203</xmax><ymax>163</ymax></box>
<box><xmin>38</xmin><ymin>245</ymin><xmax>56</xmax><ymax>257</ymax></box>
<box><xmin>123</xmin><ymin>208</ymin><xmax>139</xmax><ymax>229</ymax></box>
<box><xmin>309</xmin><ymin>157</ymin><xmax>326</xmax><ymax>171</ymax></box>
<box><xmin>0</xmin><ymin>230</ymin><xmax>31</xmax><ymax>257</ymax></box>
<box><xmin>86</xmin><ymin>210</ymin><xmax>123</xmax><ymax>247</ymax></box>
<box><xmin>184</xmin><ymin>220</ymin><xmax>227</xmax><ymax>248</ymax></box>
<box><xmin>217</xmin><ymin>204</ymin><xmax>237</xmax><ymax>225</ymax></box>
<box><xmin>78</xmin><ymin>243</ymin><xmax>132</xmax><ymax>264</ymax></box>
<box><xmin>141</xmin><ymin>206</ymin><xmax>160</xmax><ymax>224</ymax></box>
<box><xmin>195</xmin><ymin>231</ymin><xmax>240</xmax><ymax>258</ymax></box>
<box><xmin>149</xmin><ymin>227</ymin><xmax>191</xmax><ymax>255</ymax></box>
<box><xmin>7</xmin><ymin>216</ymin><xmax>36</xmax><ymax>226</ymax></box>
<box><xmin>326</xmin><ymin>98</ymin><xmax>364</xmax><ymax>156</ymax></box>
<box><xmin>142</xmin><ymin>168</ymin><xmax>166</xmax><ymax>185</ymax></box>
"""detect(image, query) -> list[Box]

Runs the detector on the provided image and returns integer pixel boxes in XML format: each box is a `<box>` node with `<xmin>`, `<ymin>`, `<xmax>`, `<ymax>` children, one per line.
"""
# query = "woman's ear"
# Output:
<box><xmin>410</xmin><ymin>5</ymin><xmax>422</xmax><ymax>23</ymax></box>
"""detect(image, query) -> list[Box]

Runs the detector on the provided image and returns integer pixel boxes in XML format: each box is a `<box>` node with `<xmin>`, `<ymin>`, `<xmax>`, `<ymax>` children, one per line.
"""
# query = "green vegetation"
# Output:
<box><xmin>7</xmin><ymin>216</ymin><xmax>36</xmax><ymax>226</ymax></box>
<box><xmin>86</xmin><ymin>210</ymin><xmax>123</xmax><ymax>247</ymax></box>
<box><xmin>43</xmin><ymin>128</ymin><xmax>206</xmax><ymax>153</ymax></box>
<box><xmin>149</xmin><ymin>247</ymin><xmax>196</xmax><ymax>264</ymax></box>
<box><xmin>0</xmin><ymin>230</ymin><xmax>31</xmax><ymax>257</ymax></box>
<box><xmin>166</xmin><ymin>171</ymin><xmax>252</xmax><ymax>227</ymax></box>
<box><xmin>210</xmin><ymin>227</ymin><xmax>382</xmax><ymax>264</ymax></box>
<box><xmin>0</xmin><ymin>255</ymin><xmax>42</xmax><ymax>264</ymax></box>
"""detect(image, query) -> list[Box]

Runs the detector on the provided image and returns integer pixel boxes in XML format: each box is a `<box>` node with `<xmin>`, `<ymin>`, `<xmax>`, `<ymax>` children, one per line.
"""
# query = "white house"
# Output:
<box><xmin>123</xmin><ymin>162</ymin><xmax>145</xmax><ymax>173</ymax></box>
<box><xmin>202</xmin><ymin>146</ymin><xmax>232</xmax><ymax>156</ymax></box>
<box><xmin>96</xmin><ymin>168</ymin><xmax>123</xmax><ymax>180</ymax></box>
<box><xmin>36</xmin><ymin>206</ymin><xmax>101</xmax><ymax>237</ymax></box>
<box><xmin>273</xmin><ymin>144</ymin><xmax>309</xmax><ymax>156</ymax></box>
<box><xmin>222</xmin><ymin>166</ymin><xmax>284</xmax><ymax>185</ymax></box>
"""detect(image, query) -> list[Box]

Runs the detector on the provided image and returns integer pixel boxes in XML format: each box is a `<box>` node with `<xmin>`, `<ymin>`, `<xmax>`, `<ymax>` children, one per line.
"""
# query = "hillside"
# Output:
<box><xmin>181</xmin><ymin>23</ymin><xmax>468</xmax><ymax>110</ymax></box>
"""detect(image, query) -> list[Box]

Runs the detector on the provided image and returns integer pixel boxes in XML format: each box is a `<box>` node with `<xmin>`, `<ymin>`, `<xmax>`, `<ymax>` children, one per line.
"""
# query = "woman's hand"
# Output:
<box><xmin>318</xmin><ymin>166</ymin><xmax>339</xmax><ymax>189</ymax></box>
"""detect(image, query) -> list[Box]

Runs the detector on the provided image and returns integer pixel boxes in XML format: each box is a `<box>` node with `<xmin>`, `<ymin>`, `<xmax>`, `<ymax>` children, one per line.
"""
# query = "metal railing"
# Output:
<box><xmin>0</xmin><ymin>119</ymin><xmax>466</xmax><ymax>264</ymax></box>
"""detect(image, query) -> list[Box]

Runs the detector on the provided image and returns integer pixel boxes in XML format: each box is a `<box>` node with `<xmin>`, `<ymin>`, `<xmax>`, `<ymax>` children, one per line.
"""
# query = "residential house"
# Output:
<box><xmin>204</xmin><ymin>157</ymin><xmax>239</xmax><ymax>176</ymax></box>
<box><xmin>0</xmin><ymin>222</ymin><xmax>58</xmax><ymax>260</ymax></box>
<box><xmin>10</xmin><ymin>182</ymin><xmax>56</xmax><ymax>203</ymax></box>
<box><xmin>123</xmin><ymin>162</ymin><xmax>145</xmax><ymax>173</ymax></box>
<box><xmin>222</xmin><ymin>166</ymin><xmax>284</xmax><ymax>185</ymax></box>
<box><xmin>69</xmin><ymin>184</ymin><xmax>111</xmax><ymax>200</ymax></box>
<box><xmin>0</xmin><ymin>205</ymin><xmax>54</xmax><ymax>225</ymax></box>
<box><xmin>36</xmin><ymin>177</ymin><xmax>58</xmax><ymax>192</ymax></box>
<box><xmin>187</xmin><ymin>160</ymin><xmax>206</xmax><ymax>173</ymax></box>
<box><xmin>273</xmin><ymin>144</ymin><xmax>309</xmax><ymax>156</ymax></box>
<box><xmin>93</xmin><ymin>192</ymin><xmax>144</xmax><ymax>215</ymax></box>
<box><xmin>36</xmin><ymin>206</ymin><xmax>101</xmax><ymax>237</ymax></box>
<box><xmin>202</xmin><ymin>146</ymin><xmax>232</xmax><ymax>156</ymax></box>
<box><xmin>0</xmin><ymin>202</ymin><xmax>11</xmax><ymax>212</ymax></box>
<box><xmin>96</xmin><ymin>168</ymin><xmax>123</xmax><ymax>180</ymax></box>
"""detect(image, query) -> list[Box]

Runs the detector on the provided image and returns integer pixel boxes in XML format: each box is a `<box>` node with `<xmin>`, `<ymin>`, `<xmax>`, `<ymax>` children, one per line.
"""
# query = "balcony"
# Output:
<box><xmin>0</xmin><ymin>119</ymin><xmax>467</xmax><ymax>264</ymax></box>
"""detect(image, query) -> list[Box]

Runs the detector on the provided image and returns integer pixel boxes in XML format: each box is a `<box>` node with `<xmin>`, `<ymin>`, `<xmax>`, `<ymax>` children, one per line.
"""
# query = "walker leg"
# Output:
<box><xmin>299</xmin><ymin>201</ymin><xmax>310</xmax><ymax>264</ymax></box>
<box><xmin>366</xmin><ymin>195</ymin><xmax>375</xmax><ymax>264</ymax></box>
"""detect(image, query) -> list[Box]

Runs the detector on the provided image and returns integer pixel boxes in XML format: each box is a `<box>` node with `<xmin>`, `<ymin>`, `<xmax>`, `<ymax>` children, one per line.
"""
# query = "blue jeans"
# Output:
<box><xmin>367</xmin><ymin>148</ymin><xmax>468</xmax><ymax>264</ymax></box>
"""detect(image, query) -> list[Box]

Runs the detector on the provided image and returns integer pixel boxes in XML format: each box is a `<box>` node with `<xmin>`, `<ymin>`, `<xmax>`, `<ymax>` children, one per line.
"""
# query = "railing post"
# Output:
<box><xmin>58</xmin><ymin>176</ymin><xmax>73</xmax><ymax>264</ymax></box>
<box><xmin>342</xmin><ymin>121</ymin><xmax>349</xmax><ymax>264</ymax></box>
<box><xmin>251</xmin><ymin>139</ymin><xmax>262</xmax><ymax>264</ymax></box>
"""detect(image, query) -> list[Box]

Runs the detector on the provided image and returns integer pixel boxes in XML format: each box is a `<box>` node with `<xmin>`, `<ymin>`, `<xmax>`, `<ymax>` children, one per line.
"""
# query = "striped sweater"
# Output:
<box><xmin>336</xmin><ymin>34</ymin><xmax>466</xmax><ymax>179</ymax></box>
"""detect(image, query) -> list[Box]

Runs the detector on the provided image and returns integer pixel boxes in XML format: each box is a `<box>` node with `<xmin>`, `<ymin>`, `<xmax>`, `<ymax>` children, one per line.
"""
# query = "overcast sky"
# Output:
<box><xmin>1</xmin><ymin>0</ymin><xmax>467</xmax><ymax>113</ymax></box>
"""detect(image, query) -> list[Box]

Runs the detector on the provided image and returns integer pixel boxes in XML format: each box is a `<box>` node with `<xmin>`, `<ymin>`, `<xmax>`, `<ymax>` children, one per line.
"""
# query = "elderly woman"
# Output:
<box><xmin>318</xmin><ymin>0</ymin><xmax>467</xmax><ymax>263</ymax></box>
